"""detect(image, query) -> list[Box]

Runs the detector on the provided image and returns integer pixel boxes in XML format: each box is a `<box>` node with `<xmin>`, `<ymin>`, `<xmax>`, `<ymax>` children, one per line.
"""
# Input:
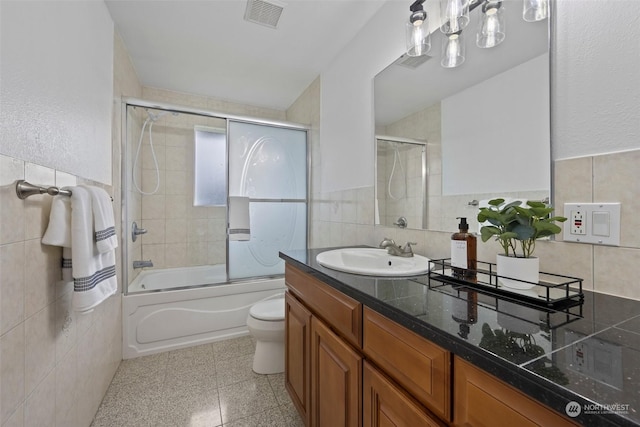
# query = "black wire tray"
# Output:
<box><xmin>429</xmin><ymin>259</ymin><xmax>584</xmax><ymax>309</ymax></box>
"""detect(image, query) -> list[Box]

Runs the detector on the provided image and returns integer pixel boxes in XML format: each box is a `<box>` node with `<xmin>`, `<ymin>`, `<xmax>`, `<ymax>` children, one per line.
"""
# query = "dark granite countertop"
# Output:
<box><xmin>280</xmin><ymin>247</ymin><xmax>640</xmax><ymax>427</ymax></box>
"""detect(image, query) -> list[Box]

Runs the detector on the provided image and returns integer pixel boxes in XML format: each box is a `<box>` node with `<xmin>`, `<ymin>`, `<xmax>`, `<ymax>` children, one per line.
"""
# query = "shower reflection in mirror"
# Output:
<box><xmin>375</xmin><ymin>136</ymin><xmax>427</xmax><ymax>229</ymax></box>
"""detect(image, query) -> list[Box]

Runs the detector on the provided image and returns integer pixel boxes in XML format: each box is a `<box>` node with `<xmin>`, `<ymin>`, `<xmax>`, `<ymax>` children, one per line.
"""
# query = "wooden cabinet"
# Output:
<box><xmin>286</xmin><ymin>264</ymin><xmax>362</xmax><ymax>347</ymax></box>
<box><xmin>363</xmin><ymin>361</ymin><xmax>446</xmax><ymax>427</ymax></box>
<box><xmin>311</xmin><ymin>316</ymin><xmax>362</xmax><ymax>427</ymax></box>
<box><xmin>453</xmin><ymin>357</ymin><xmax>577</xmax><ymax>427</ymax></box>
<box><xmin>284</xmin><ymin>262</ymin><xmax>575</xmax><ymax>427</ymax></box>
<box><xmin>285</xmin><ymin>291</ymin><xmax>312</xmax><ymax>426</ymax></box>
<box><xmin>363</xmin><ymin>308</ymin><xmax>451</xmax><ymax>422</ymax></box>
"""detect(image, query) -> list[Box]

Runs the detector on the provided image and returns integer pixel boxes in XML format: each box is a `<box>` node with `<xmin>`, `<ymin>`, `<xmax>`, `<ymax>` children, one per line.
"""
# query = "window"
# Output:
<box><xmin>194</xmin><ymin>126</ymin><xmax>226</xmax><ymax>206</ymax></box>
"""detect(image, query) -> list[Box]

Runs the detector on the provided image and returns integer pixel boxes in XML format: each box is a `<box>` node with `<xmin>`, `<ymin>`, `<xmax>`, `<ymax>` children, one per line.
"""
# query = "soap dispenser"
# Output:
<box><xmin>451</xmin><ymin>217</ymin><xmax>477</xmax><ymax>279</ymax></box>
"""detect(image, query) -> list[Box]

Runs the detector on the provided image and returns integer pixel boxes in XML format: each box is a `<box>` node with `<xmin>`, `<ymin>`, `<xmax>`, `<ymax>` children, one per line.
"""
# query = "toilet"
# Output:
<box><xmin>247</xmin><ymin>297</ymin><xmax>286</xmax><ymax>374</ymax></box>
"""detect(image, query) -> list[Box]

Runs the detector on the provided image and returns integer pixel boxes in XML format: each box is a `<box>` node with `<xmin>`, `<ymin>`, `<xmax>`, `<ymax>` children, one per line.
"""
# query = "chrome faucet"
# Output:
<box><xmin>133</xmin><ymin>260</ymin><xmax>153</xmax><ymax>269</ymax></box>
<box><xmin>378</xmin><ymin>238</ymin><xmax>417</xmax><ymax>257</ymax></box>
<box><xmin>394</xmin><ymin>217</ymin><xmax>408</xmax><ymax>228</ymax></box>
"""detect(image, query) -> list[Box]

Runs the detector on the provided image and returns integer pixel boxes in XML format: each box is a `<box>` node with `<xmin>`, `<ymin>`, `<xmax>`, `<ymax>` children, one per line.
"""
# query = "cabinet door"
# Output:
<box><xmin>286</xmin><ymin>264</ymin><xmax>362</xmax><ymax>347</ymax></box>
<box><xmin>311</xmin><ymin>316</ymin><xmax>362</xmax><ymax>427</ymax></box>
<box><xmin>363</xmin><ymin>361</ymin><xmax>445</xmax><ymax>427</ymax></box>
<box><xmin>285</xmin><ymin>291</ymin><xmax>312</xmax><ymax>426</ymax></box>
<box><xmin>363</xmin><ymin>308</ymin><xmax>451</xmax><ymax>421</ymax></box>
<box><xmin>453</xmin><ymin>357</ymin><xmax>577</xmax><ymax>427</ymax></box>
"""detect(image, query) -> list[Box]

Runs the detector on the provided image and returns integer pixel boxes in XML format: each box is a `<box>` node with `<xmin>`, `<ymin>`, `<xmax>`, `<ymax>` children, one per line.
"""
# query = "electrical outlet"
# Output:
<box><xmin>573</xmin><ymin>342</ymin><xmax>586</xmax><ymax>368</ymax></box>
<box><xmin>570</xmin><ymin>210</ymin><xmax>586</xmax><ymax>235</ymax></box>
<box><xmin>570</xmin><ymin>211</ymin><xmax>585</xmax><ymax>235</ymax></box>
<box><xmin>564</xmin><ymin>203</ymin><xmax>621</xmax><ymax>245</ymax></box>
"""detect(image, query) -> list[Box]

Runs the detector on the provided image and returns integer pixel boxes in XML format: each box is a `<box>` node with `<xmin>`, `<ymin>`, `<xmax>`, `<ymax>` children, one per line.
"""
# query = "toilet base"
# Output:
<box><xmin>252</xmin><ymin>340</ymin><xmax>285</xmax><ymax>374</ymax></box>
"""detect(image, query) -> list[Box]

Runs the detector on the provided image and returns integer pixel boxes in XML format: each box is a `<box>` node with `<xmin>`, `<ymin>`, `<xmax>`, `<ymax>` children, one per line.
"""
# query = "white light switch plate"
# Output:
<box><xmin>563</xmin><ymin>203</ymin><xmax>621</xmax><ymax>246</ymax></box>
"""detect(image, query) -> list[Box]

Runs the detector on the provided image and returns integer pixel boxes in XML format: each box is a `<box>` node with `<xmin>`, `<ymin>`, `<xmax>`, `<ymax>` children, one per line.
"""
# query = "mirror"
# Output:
<box><xmin>374</xmin><ymin>0</ymin><xmax>551</xmax><ymax>232</ymax></box>
<box><xmin>376</xmin><ymin>136</ymin><xmax>427</xmax><ymax>229</ymax></box>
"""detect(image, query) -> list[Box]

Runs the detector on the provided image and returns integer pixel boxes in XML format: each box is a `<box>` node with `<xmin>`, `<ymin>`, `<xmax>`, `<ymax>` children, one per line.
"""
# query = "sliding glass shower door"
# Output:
<box><xmin>227</xmin><ymin>121</ymin><xmax>307</xmax><ymax>280</ymax></box>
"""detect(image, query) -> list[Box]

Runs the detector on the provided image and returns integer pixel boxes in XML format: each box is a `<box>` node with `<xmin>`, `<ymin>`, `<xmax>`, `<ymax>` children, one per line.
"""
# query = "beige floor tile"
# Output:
<box><xmin>223</xmin><ymin>407</ymin><xmax>285</xmax><ymax>427</ymax></box>
<box><xmin>211</xmin><ymin>335</ymin><xmax>255</xmax><ymax>362</ymax></box>
<box><xmin>218</xmin><ymin>376</ymin><xmax>279</xmax><ymax>424</ymax></box>
<box><xmin>215</xmin><ymin>353</ymin><xmax>261</xmax><ymax>387</ymax></box>
<box><xmin>91</xmin><ymin>335</ymin><xmax>296</xmax><ymax>427</ymax></box>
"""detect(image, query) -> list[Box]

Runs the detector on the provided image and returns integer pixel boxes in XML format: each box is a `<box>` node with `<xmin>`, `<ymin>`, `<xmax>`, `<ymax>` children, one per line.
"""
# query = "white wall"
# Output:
<box><xmin>0</xmin><ymin>1</ymin><xmax>114</xmax><ymax>185</ymax></box>
<box><xmin>442</xmin><ymin>54</ymin><xmax>550</xmax><ymax>195</ymax></box>
<box><xmin>553</xmin><ymin>0</ymin><xmax>640</xmax><ymax>160</ymax></box>
<box><xmin>320</xmin><ymin>0</ymin><xmax>640</xmax><ymax>192</ymax></box>
<box><xmin>320</xmin><ymin>1</ymin><xmax>440</xmax><ymax>193</ymax></box>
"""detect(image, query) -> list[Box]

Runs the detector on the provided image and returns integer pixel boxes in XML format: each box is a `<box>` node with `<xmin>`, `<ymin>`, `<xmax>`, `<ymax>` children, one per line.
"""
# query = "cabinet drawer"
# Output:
<box><xmin>453</xmin><ymin>357</ymin><xmax>578</xmax><ymax>427</ymax></box>
<box><xmin>285</xmin><ymin>264</ymin><xmax>362</xmax><ymax>347</ymax></box>
<box><xmin>363</xmin><ymin>307</ymin><xmax>451</xmax><ymax>421</ymax></box>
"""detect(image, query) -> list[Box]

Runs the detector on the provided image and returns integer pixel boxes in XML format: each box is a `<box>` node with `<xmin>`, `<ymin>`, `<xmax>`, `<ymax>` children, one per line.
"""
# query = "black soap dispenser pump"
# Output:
<box><xmin>451</xmin><ymin>217</ymin><xmax>477</xmax><ymax>279</ymax></box>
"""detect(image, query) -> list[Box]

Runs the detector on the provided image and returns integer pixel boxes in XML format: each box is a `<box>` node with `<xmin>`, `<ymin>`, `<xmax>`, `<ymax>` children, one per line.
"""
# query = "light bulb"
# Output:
<box><xmin>441</xmin><ymin>31</ymin><xmax>465</xmax><ymax>68</ymax></box>
<box><xmin>406</xmin><ymin>11</ymin><xmax>431</xmax><ymax>56</ymax></box>
<box><xmin>477</xmin><ymin>1</ymin><xmax>505</xmax><ymax>48</ymax></box>
<box><xmin>523</xmin><ymin>0</ymin><xmax>548</xmax><ymax>22</ymax></box>
<box><xmin>440</xmin><ymin>0</ymin><xmax>470</xmax><ymax>34</ymax></box>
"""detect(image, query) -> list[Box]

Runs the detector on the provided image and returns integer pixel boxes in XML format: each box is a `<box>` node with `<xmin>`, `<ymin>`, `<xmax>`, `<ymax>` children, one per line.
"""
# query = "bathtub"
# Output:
<box><xmin>123</xmin><ymin>265</ymin><xmax>286</xmax><ymax>359</ymax></box>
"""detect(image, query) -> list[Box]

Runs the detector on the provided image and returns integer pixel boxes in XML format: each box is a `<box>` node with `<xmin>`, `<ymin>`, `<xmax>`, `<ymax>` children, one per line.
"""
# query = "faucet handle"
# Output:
<box><xmin>394</xmin><ymin>217</ymin><xmax>408</xmax><ymax>228</ymax></box>
<box><xmin>379</xmin><ymin>237</ymin><xmax>396</xmax><ymax>248</ymax></box>
<box><xmin>402</xmin><ymin>242</ymin><xmax>417</xmax><ymax>253</ymax></box>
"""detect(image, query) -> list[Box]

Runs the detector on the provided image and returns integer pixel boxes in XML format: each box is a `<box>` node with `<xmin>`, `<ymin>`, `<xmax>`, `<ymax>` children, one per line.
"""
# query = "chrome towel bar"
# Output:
<box><xmin>15</xmin><ymin>180</ymin><xmax>112</xmax><ymax>201</ymax></box>
<box><xmin>16</xmin><ymin>179</ymin><xmax>72</xmax><ymax>199</ymax></box>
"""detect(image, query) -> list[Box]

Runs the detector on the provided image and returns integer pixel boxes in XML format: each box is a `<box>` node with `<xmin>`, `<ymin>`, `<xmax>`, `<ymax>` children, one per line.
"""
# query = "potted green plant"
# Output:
<box><xmin>477</xmin><ymin>198</ymin><xmax>566</xmax><ymax>288</ymax></box>
<box><xmin>479</xmin><ymin>323</ymin><xmax>569</xmax><ymax>385</ymax></box>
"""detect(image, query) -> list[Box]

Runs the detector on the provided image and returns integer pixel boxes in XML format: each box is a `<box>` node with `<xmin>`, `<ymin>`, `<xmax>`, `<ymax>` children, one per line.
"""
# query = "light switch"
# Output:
<box><xmin>564</xmin><ymin>202</ymin><xmax>620</xmax><ymax>246</ymax></box>
<box><xmin>592</xmin><ymin>211</ymin><xmax>610</xmax><ymax>236</ymax></box>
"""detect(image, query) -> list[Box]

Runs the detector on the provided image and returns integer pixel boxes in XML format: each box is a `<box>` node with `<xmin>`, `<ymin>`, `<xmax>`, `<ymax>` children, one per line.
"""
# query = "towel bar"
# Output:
<box><xmin>15</xmin><ymin>180</ymin><xmax>112</xmax><ymax>201</ymax></box>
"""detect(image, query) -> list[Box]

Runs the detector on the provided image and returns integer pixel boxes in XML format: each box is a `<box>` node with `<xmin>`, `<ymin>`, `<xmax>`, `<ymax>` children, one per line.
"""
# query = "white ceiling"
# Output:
<box><xmin>105</xmin><ymin>0</ymin><xmax>387</xmax><ymax>111</ymax></box>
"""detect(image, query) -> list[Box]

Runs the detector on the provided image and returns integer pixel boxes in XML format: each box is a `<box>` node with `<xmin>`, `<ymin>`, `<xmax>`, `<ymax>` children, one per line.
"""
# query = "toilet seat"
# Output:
<box><xmin>249</xmin><ymin>298</ymin><xmax>285</xmax><ymax>321</ymax></box>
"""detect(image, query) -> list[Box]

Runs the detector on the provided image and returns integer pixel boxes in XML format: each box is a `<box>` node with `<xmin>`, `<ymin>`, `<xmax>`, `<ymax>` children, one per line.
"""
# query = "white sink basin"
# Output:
<box><xmin>316</xmin><ymin>248</ymin><xmax>432</xmax><ymax>277</ymax></box>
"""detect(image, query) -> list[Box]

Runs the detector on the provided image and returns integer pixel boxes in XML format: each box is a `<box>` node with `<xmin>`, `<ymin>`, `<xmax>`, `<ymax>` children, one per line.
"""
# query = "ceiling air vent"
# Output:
<box><xmin>394</xmin><ymin>53</ymin><xmax>432</xmax><ymax>70</ymax></box>
<box><xmin>244</xmin><ymin>0</ymin><xmax>285</xmax><ymax>29</ymax></box>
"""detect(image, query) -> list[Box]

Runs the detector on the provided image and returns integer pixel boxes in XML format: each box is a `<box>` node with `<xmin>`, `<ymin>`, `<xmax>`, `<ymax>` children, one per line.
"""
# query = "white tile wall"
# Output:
<box><xmin>0</xmin><ymin>155</ymin><xmax>122</xmax><ymax>427</ymax></box>
<box><xmin>0</xmin><ymin>30</ymin><xmax>139</xmax><ymax>427</ymax></box>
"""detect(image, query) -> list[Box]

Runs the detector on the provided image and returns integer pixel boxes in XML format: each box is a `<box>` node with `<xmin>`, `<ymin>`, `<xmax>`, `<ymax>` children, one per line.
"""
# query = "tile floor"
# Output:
<box><xmin>91</xmin><ymin>336</ymin><xmax>304</xmax><ymax>427</ymax></box>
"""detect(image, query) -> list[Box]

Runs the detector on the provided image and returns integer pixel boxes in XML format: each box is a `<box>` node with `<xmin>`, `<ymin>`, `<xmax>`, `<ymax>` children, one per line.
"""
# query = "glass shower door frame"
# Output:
<box><xmin>225</xmin><ymin>119</ymin><xmax>309</xmax><ymax>282</ymax></box>
<box><xmin>121</xmin><ymin>97</ymin><xmax>310</xmax><ymax>294</ymax></box>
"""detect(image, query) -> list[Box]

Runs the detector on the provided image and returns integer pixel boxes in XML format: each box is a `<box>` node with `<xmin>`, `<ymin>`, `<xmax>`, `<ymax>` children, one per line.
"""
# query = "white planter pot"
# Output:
<box><xmin>496</xmin><ymin>254</ymin><xmax>539</xmax><ymax>290</ymax></box>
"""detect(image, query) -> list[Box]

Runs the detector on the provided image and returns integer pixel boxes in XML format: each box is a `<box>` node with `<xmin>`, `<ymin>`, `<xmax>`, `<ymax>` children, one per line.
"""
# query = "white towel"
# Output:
<box><xmin>70</xmin><ymin>186</ymin><xmax>117</xmax><ymax>312</ymax></box>
<box><xmin>228</xmin><ymin>196</ymin><xmax>251</xmax><ymax>241</ymax></box>
<box><xmin>62</xmin><ymin>247</ymin><xmax>72</xmax><ymax>283</ymax></box>
<box><xmin>42</xmin><ymin>194</ymin><xmax>72</xmax><ymax>248</ymax></box>
<box><xmin>82</xmin><ymin>185</ymin><xmax>117</xmax><ymax>253</ymax></box>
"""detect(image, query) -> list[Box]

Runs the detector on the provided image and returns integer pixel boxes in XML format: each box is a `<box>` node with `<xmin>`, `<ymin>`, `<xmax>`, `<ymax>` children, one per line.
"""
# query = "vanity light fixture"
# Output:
<box><xmin>405</xmin><ymin>0</ymin><xmax>547</xmax><ymax>68</ymax></box>
<box><xmin>476</xmin><ymin>0</ymin><xmax>505</xmax><ymax>48</ymax></box>
<box><xmin>523</xmin><ymin>0</ymin><xmax>548</xmax><ymax>22</ymax></box>
<box><xmin>440</xmin><ymin>0</ymin><xmax>470</xmax><ymax>34</ymax></box>
<box><xmin>441</xmin><ymin>30</ymin><xmax>466</xmax><ymax>68</ymax></box>
<box><xmin>406</xmin><ymin>0</ymin><xmax>431</xmax><ymax>56</ymax></box>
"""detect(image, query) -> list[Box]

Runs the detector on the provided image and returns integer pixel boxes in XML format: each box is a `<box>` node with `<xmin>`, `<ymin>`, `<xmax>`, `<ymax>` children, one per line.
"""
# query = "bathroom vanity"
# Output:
<box><xmin>280</xmin><ymin>247</ymin><xmax>640</xmax><ymax>427</ymax></box>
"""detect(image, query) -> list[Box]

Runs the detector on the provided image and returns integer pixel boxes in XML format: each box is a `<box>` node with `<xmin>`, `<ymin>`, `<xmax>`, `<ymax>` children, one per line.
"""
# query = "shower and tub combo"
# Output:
<box><xmin>122</xmin><ymin>99</ymin><xmax>308</xmax><ymax>361</ymax></box>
